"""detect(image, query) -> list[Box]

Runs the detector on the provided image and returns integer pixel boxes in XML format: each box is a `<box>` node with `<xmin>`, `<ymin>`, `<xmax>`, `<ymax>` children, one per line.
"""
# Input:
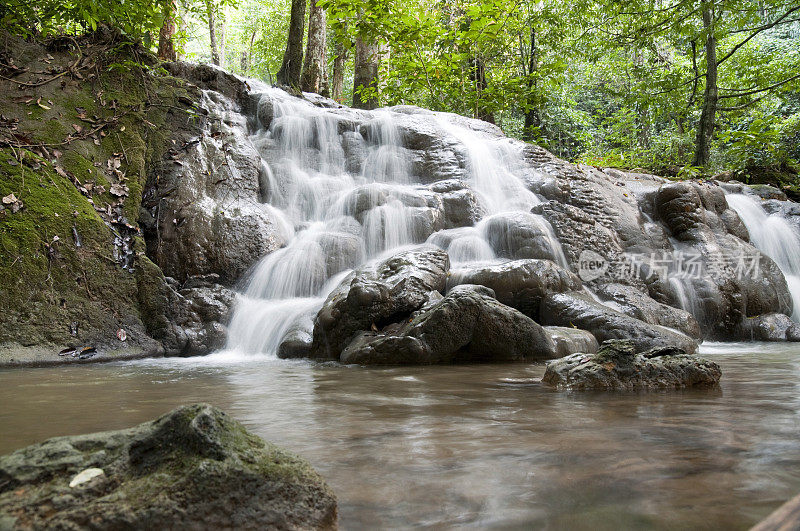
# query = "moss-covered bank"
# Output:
<box><xmin>0</xmin><ymin>31</ymin><xmax>202</xmax><ymax>364</ymax></box>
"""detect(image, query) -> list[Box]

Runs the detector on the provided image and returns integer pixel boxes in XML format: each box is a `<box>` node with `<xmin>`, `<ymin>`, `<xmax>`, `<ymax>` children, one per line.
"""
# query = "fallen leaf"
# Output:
<box><xmin>109</xmin><ymin>183</ymin><xmax>129</xmax><ymax>197</ymax></box>
<box><xmin>1</xmin><ymin>193</ymin><xmax>23</xmax><ymax>212</ymax></box>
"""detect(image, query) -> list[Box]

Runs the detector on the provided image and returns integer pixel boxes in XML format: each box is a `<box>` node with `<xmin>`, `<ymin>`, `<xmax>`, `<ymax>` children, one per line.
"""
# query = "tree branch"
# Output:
<box><xmin>718</xmin><ymin>72</ymin><xmax>800</xmax><ymax>99</ymax></box>
<box><xmin>716</xmin><ymin>5</ymin><xmax>800</xmax><ymax>66</ymax></box>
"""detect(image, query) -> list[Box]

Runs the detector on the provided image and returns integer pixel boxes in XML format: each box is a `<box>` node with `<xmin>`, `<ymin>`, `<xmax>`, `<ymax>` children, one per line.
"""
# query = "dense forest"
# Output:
<box><xmin>2</xmin><ymin>0</ymin><xmax>800</xmax><ymax>183</ymax></box>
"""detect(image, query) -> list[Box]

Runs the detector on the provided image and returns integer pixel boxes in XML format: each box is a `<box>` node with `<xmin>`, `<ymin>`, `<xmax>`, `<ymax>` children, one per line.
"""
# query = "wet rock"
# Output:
<box><xmin>540</xmin><ymin>291</ymin><xmax>699</xmax><ymax>354</ymax></box>
<box><xmin>483</xmin><ymin>211</ymin><xmax>564</xmax><ymax>262</ymax></box>
<box><xmin>256</xmin><ymin>92</ymin><xmax>274</xmax><ymax>128</ymax></box>
<box><xmin>278</xmin><ymin>310</ymin><xmax>316</xmax><ymax>359</ymax></box>
<box><xmin>428</xmin><ymin>179</ymin><xmax>485</xmax><ymax>228</ymax></box>
<box><xmin>531</xmin><ymin>201</ymin><xmax>636</xmax><ymax>287</ymax></box>
<box><xmin>317</xmin><ymin>230</ymin><xmax>363</xmax><ymax>276</ymax></box>
<box><xmin>339</xmin><ymin>285</ymin><xmax>558</xmax><ymax>365</ymax></box>
<box><xmin>542</xmin><ymin>339</ymin><xmax>721</xmax><ymax>390</ymax></box>
<box><xmin>748</xmin><ymin>184</ymin><xmax>787</xmax><ymax>201</ymax></box>
<box><xmin>310</xmin><ymin>248</ymin><xmax>450</xmax><ymax>360</ymax></box>
<box><xmin>163</xmin><ymin>62</ymin><xmax>252</xmax><ymax>108</ymax></box>
<box><xmin>157</xmin><ymin>281</ymin><xmax>235</xmax><ymax>356</ymax></box>
<box><xmin>447</xmin><ymin>259</ymin><xmax>581</xmax><ymax>320</ymax></box>
<box><xmin>595</xmin><ymin>283</ymin><xmax>701</xmax><ymax>339</ymax></box>
<box><xmin>143</xmin><ymin>83</ymin><xmax>289</xmax><ymax>286</ymax></box>
<box><xmin>739</xmin><ymin>313</ymin><xmax>800</xmax><ymax>342</ymax></box>
<box><xmin>654</xmin><ymin>183</ymin><xmax>709</xmax><ymax>241</ymax></box>
<box><xmin>0</xmin><ymin>404</ymin><xmax>337</xmax><ymax>529</ymax></box>
<box><xmin>545</xmin><ymin>326</ymin><xmax>599</xmax><ymax>357</ymax></box>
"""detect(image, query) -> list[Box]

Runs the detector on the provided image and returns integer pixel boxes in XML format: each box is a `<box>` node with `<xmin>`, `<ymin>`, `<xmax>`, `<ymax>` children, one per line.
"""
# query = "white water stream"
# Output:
<box><xmin>727</xmin><ymin>193</ymin><xmax>800</xmax><ymax>321</ymax></box>
<box><xmin>223</xmin><ymin>90</ymin><xmax>564</xmax><ymax>355</ymax></box>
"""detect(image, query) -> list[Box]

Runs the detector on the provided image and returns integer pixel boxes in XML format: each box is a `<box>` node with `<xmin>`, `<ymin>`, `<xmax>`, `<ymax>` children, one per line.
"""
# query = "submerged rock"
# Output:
<box><xmin>339</xmin><ymin>285</ymin><xmax>557</xmax><ymax>365</ymax></box>
<box><xmin>0</xmin><ymin>404</ymin><xmax>337</xmax><ymax>529</ymax></box>
<box><xmin>542</xmin><ymin>339</ymin><xmax>721</xmax><ymax>390</ymax></box>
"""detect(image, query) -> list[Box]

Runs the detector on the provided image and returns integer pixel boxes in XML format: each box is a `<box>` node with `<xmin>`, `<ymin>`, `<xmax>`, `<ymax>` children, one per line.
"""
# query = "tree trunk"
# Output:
<box><xmin>277</xmin><ymin>0</ymin><xmax>307</xmax><ymax>88</ymax></box>
<box><xmin>157</xmin><ymin>0</ymin><xmax>178</xmax><ymax>62</ymax></box>
<box><xmin>218</xmin><ymin>11</ymin><xmax>226</xmax><ymax>68</ymax></box>
<box><xmin>240</xmin><ymin>30</ymin><xmax>257</xmax><ymax>72</ymax></box>
<box><xmin>207</xmin><ymin>0</ymin><xmax>220</xmax><ymax>66</ymax></box>
<box><xmin>470</xmin><ymin>54</ymin><xmax>494</xmax><ymax>124</ymax></box>
<box><xmin>522</xmin><ymin>26</ymin><xmax>540</xmax><ymax>141</ymax></box>
<box><xmin>692</xmin><ymin>3</ymin><xmax>717</xmax><ymax>168</ymax></box>
<box><xmin>300</xmin><ymin>0</ymin><xmax>328</xmax><ymax>95</ymax></box>
<box><xmin>331</xmin><ymin>37</ymin><xmax>348</xmax><ymax>102</ymax></box>
<box><xmin>353</xmin><ymin>37</ymin><xmax>379</xmax><ymax>109</ymax></box>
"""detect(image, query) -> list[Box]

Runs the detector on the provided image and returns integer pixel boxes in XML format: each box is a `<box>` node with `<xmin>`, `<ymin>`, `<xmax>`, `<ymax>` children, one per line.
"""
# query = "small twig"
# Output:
<box><xmin>115</xmin><ymin>132</ymin><xmax>129</xmax><ymax>165</ymax></box>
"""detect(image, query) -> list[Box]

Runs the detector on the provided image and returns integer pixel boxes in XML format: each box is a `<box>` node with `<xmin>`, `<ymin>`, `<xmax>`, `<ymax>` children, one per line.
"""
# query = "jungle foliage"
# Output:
<box><xmin>2</xmin><ymin>0</ymin><xmax>800</xmax><ymax>181</ymax></box>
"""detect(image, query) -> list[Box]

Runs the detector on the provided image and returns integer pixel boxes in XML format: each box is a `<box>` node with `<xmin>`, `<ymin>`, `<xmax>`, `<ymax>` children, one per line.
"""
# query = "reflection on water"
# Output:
<box><xmin>2</xmin><ymin>344</ymin><xmax>800</xmax><ymax>528</ymax></box>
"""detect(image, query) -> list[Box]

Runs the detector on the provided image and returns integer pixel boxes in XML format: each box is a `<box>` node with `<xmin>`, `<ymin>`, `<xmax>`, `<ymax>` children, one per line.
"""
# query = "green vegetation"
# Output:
<box><xmin>0</xmin><ymin>35</ymin><xmax>198</xmax><ymax>349</ymax></box>
<box><xmin>2</xmin><ymin>0</ymin><xmax>799</xmax><ymax>179</ymax></box>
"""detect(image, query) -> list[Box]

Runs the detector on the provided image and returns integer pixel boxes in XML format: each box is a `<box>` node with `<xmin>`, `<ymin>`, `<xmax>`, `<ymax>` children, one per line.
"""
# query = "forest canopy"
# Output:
<box><xmin>2</xmin><ymin>0</ymin><xmax>799</xmax><ymax>184</ymax></box>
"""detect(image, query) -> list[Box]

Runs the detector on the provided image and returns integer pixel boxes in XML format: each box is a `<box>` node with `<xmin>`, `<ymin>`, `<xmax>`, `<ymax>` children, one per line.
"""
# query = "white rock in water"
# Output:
<box><xmin>69</xmin><ymin>467</ymin><xmax>105</xmax><ymax>487</ymax></box>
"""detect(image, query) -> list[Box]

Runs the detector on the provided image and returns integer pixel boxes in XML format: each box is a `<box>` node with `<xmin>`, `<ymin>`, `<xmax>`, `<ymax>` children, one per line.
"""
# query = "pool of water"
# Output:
<box><xmin>2</xmin><ymin>342</ymin><xmax>800</xmax><ymax>528</ymax></box>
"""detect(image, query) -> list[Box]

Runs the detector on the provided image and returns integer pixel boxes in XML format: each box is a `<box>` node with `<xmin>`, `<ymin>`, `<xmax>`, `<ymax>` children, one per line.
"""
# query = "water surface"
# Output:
<box><xmin>2</xmin><ymin>343</ymin><xmax>800</xmax><ymax>529</ymax></box>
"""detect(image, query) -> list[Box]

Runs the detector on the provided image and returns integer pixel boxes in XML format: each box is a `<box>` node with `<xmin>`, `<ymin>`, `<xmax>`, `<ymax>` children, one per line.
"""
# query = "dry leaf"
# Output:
<box><xmin>109</xmin><ymin>183</ymin><xmax>129</xmax><ymax>197</ymax></box>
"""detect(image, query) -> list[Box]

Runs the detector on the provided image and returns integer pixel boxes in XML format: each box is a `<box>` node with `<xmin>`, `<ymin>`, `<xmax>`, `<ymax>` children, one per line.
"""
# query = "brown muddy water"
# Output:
<box><xmin>2</xmin><ymin>342</ymin><xmax>800</xmax><ymax>529</ymax></box>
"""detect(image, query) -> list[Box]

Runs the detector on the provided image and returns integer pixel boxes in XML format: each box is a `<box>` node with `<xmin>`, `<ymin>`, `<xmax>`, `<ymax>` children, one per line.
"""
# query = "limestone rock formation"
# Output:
<box><xmin>447</xmin><ymin>259</ymin><xmax>581</xmax><ymax>320</ymax></box>
<box><xmin>339</xmin><ymin>284</ymin><xmax>558</xmax><ymax>365</ymax></box>
<box><xmin>310</xmin><ymin>248</ymin><xmax>450</xmax><ymax>359</ymax></box>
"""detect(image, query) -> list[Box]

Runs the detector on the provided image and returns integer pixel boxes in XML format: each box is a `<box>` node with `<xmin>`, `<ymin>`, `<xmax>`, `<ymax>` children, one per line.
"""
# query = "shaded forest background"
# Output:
<box><xmin>2</xmin><ymin>0</ymin><xmax>800</xmax><ymax>186</ymax></box>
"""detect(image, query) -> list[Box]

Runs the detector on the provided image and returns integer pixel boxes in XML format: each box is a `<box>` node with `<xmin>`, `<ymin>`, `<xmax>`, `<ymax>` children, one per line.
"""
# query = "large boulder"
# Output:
<box><xmin>542</xmin><ymin>339</ymin><xmax>721</xmax><ymax>390</ymax></box>
<box><xmin>648</xmin><ymin>181</ymin><xmax>794</xmax><ymax>337</ymax></box>
<box><xmin>309</xmin><ymin>248</ymin><xmax>450</xmax><ymax>359</ymax></box>
<box><xmin>339</xmin><ymin>285</ymin><xmax>558</xmax><ymax>365</ymax></box>
<box><xmin>137</xmin><ymin>264</ymin><xmax>235</xmax><ymax>357</ymax></box>
<box><xmin>0</xmin><ymin>404</ymin><xmax>337</xmax><ymax>529</ymax></box>
<box><xmin>540</xmin><ymin>291</ymin><xmax>699</xmax><ymax>354</ymax></box>
<box><xmin>447</xmin><ymin>259</ymin><xmax>581</xmax><ymax>320</ymax></box>
<box><xmin>428</xmin><ymin>179</ymin><xmax>486</xmax><ymax>228</ymax></box>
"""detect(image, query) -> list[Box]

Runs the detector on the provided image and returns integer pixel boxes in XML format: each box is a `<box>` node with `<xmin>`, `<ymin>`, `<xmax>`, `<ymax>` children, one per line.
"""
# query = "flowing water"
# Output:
<box><xmin>727</xmin><ymin>193</ymin><xmax>800</xmax><ymax>321</ymax></box>
<box><xmin>2</xmin><ymin>344</ymin><xmax>800</xmax><ymax>528</ymax></box>
<box><xmin>223</xmin><ymin>89</ymin><xmax>564</xmax><ymax>356</ymax></box>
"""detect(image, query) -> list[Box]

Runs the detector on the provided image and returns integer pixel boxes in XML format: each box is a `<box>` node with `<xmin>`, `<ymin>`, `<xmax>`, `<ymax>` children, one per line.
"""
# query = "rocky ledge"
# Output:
<box><xmin>542</xmin><ymin>339</ymin><xmax>721</xmax><ymax>390</ymax></box>
<box><xmin>0</xmin><ymin>404</ymin><xmax>337</xmax><ymax>530</ymax></box>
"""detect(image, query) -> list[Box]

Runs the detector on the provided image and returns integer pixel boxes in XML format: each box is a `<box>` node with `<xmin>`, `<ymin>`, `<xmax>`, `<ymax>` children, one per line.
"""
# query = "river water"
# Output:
<box><xmin>2</xmin><ymin>343</ymin><xmax>800</xmax><ymax>529</ymax></box>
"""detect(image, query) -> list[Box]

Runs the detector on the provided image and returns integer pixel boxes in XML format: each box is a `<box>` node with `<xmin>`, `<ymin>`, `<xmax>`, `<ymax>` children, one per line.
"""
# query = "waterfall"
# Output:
<box><xmin>222</xmin><ymin>89</ymin><xmax>567</xmax><ymax>356</ymax></box>
<box><xmin>727</xmin><ymin>193</ymin><xmax>800</xmax><ymax>321</ymax></box>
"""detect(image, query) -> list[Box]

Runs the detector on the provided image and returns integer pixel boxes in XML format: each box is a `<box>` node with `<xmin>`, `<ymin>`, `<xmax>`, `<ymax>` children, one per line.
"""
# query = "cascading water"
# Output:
<box><xmin>222</xmin><ymin>89</ymin><xmax>568</xmax><ymax>356</ymax></box>
<box><xmin>727</xmin><ymin>193</ymin><xmax>800</xmax><ymax>320</ymax></box>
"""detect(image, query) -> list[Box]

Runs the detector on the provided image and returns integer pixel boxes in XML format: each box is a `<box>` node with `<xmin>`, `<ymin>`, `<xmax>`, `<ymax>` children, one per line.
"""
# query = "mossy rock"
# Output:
<box><xmin>0</xmin><ymin>404</ymin><xmax>338</xmax><ymax>529</ymax></box>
